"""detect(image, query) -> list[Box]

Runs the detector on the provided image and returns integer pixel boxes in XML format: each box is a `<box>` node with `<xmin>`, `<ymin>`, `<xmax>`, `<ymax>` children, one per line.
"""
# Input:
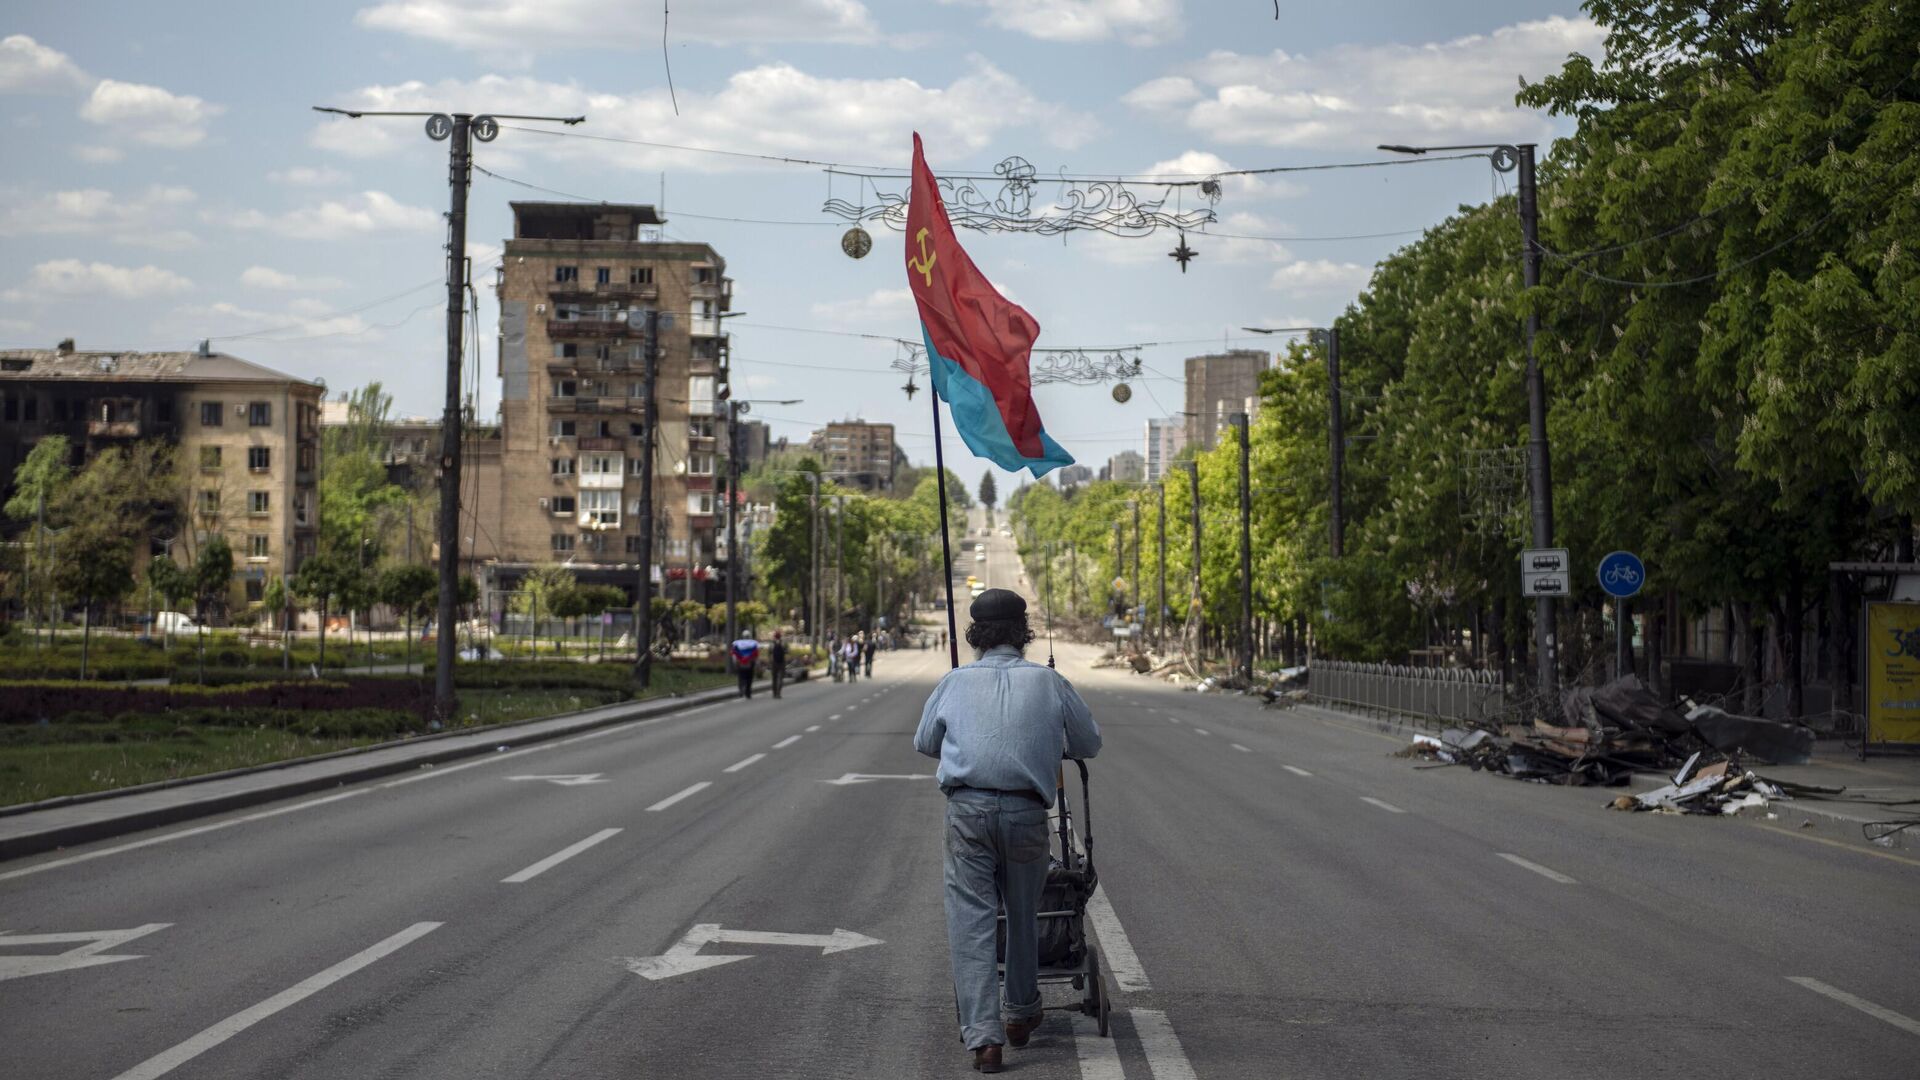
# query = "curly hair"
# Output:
<box><xmin>965</xmin><ymin>614</ymin><xmax>1036</xmax><ymax>655</ymax></box>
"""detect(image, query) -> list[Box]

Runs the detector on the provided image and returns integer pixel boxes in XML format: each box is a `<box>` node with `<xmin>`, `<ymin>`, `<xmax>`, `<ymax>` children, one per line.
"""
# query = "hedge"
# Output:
<box><xmin>0</xmin><ymin>679</ymin><xmax>430</xmax><ymax>724</ymax></box>
<box><xmin>0</xmin><ymin>708</ymin><xmax>420</xmax><ymax>741</ymax></box>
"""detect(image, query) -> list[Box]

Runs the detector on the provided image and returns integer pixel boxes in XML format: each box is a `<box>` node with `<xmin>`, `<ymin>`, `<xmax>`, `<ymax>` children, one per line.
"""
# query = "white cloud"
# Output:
<box><xmin>945</xmin><ymin>0</ymin><xmax>1181</xmax><ymax>45</ymax></box>
<box><xmin>1138</xmin><ymin>150</ymin><xmax>1300</xmax><ymax>199</ymax></box>
<box><xmin>73</xmin><ymin>144</ymin><xmax>123</xmax><ymax>163</ymax></box>
<box><xmin>0</xmin><ymin>34</ymin><xmax>89</xmax><ymax>94</ymax></box>
<box><xmin>191</xmin><ymin>299</ymin><xmax>374</xmax><ymax>341</ymax></box>
<box><xmin>240</xmin><ymin>266</ymin><xmax>346</xmax><ymax>292</ymax></box>
<box><xmin>228</xmin><ymin>191</ymin><xmax>439</xmax><ymax>240</ymax></box>
<box><xmin>80</xmin><ymin>78</ymin><xmax>222</xmax><ymax>147</ymax></box>
<box><xmin>268</xmin><ymin>165</ymin><xmax>351</xmax><ymax>186</ymax></box>
<box><xmin>0</xmin><ymin>185</ymin><xmax>198</xmax><ymax>249</ymax></box>
<box><xmin>309</xmin><ymin>61</ymin><xmax>1096</xmax><ymax>168</ymax></box>
<box><xmin>18</xmin><ymin>259</ymin><xmax>193</xmax><ymax>299</ymax></box>
<box><xmin>809</xmin><ymin>287</ymin><xmax>917</xmax><ymax>329</ymax></box>
<box><xmin>1126</xmin><ymin>15</ymin><xmax>1602</xmax><ymax>149</ymax></box>
<box><xmin>355</xmin><ymin>0</ymin><xmax>882</xmax><ymax>53</ymax></box>
<box><xmin>1269</xmin><ymin>258</ymin><xmax>1372</xmax><ymax>292</ymax></box>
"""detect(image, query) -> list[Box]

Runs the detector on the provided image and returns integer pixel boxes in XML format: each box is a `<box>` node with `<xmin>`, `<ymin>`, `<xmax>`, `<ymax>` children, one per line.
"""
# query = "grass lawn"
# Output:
<box><xmin>0</xmin><ymin>666</ymin><xmax>735</xmax><ymax>807</ymax></box>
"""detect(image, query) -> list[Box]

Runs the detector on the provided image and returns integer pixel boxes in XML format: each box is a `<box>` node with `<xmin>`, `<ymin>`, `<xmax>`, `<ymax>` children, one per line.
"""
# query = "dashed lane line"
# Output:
<box><xmin>723</xmin><ymin>754</ymin><xmax>766</xmax><ymax>774</ymax></box>
<box><xmin>1191</xmin><ymin>728</ymin><xmax>1210</xmax><ymax>737</ymax></box>
<box><xmin>1282</xmin><ymin>765</ymin><xmax>1313</xmax><ymax>778</ymax></box>
<box><xmin>772</xmin><ymin>735</ymin><xmax>803</xmax><ymax>749</ymax></box>
<box><xmin>1361</xmin><ymin>796</ymin><xmax>1407</xmax><ymax>814</ymax></box>
<box><xmin>646</xmin><ymin>782</ymin><xmax>712</xmax><ymax>812</ymax></box>
<box><xmin>805</xmin><ymin>725</ymin><xmax>821</xmax><ymax>733</ymax></box>
<box><xmin>1496</xmin><ymin>853</ymin><xmax>1577</xmax><ymax>884</ymax></box>
<box><xmin>502</xmin><ymin>829</ymin><xmax>622</xmax><ymax>884</ymax></box>
<box><xmin>1788</xmin><ymin>977</ymin><xmax>1920</xmax><ymax>1038</ymax></box>
<box><xmin>1231</xmin><ymin>744</ymin><xmax>1252</xmax><ymax>753</ymax></box>
<box><xmin>107</xmin><ymin>922</ymin><xmax>443</xmax><ymax>1080</ymax></box>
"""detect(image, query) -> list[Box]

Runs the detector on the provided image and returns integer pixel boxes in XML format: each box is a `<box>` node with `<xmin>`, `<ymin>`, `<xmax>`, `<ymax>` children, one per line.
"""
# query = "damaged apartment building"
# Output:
<box><xmin>477</xmin><ymin>202</ymin><xmax>734</xmax><ymax>606</ymax></box>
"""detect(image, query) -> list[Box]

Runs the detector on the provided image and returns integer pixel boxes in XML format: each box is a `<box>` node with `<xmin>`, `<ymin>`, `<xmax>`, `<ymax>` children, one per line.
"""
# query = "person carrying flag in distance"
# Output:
<box><xmin>729</xmin><ymin>635</ymin><xmax>759</xmax><ymax>699</ymax></box>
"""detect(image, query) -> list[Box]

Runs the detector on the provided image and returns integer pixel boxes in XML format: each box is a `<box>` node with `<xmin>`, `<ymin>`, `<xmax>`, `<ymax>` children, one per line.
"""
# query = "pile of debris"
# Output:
<box><xmin>1607</xmin><ymin>751</ymin><xmax>1791</xmax><ymax>814</ymax></box>
<box><xmin>1400</xmin><ymin>675</ymin><xmax>1827</xmax><ymax>801</ymax></box>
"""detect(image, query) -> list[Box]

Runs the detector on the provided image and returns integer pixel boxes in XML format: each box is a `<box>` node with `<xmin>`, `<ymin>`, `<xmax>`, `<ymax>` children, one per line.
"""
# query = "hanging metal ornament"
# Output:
<box><xmin>1169</xmin><ymin>231</ymin><xmax>1197</xmax><ymax>273</ymax></box>
<box><xmin>902</xmin><ymin>374</ymin><xmax>919</xmax><ymax>400</ymax></box>
<box><xmin>1111</xmin><ymin>382</ymin><xmax>1132</xmax><ymax>404</ymax></box>
<box><xmin>841</xmin><ymin>225</ymin><xmax>872</xmax><ymax>259</ymax></box>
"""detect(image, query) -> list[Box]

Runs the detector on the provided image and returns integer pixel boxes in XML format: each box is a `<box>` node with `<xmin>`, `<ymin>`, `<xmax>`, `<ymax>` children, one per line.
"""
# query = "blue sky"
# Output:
<box><xmin>0</xmin><ymin>0</ymin><xmax>1595</xmax><ymax>480</ymax></box>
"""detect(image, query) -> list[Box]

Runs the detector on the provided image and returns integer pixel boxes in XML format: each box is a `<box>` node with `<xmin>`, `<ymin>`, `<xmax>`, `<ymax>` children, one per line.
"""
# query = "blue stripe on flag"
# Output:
<box><xmin>923</xmin><ymin>325</ymin><xmax>1073</xmax><ymax>478</ymax></box>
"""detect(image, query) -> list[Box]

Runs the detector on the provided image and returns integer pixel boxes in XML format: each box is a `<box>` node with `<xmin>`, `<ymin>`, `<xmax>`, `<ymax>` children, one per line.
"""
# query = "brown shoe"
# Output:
<box><xmin>972</xmin><ymin>1045</ymin><xmax>1003</xmax><ymax>1073</ymax></box>
<box><xmin>1006</xmin><ymin>1014</ymin><xmax>1042</xmax><ymax>1048</ymax></box>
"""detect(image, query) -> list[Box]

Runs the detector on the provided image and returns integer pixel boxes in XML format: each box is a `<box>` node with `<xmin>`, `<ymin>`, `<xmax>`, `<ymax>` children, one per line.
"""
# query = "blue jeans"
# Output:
<box><xmin>943</xmin><ymin>788</ymin><xmax>1050</xmax><ymax>1049</ymax></box>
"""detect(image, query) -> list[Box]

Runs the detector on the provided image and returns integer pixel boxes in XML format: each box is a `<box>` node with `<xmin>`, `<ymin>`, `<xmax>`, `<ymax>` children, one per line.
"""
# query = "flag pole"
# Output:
<box><xmin>930</xmin><ymin>392</ymin><xmax>962</xmax><ymax>669</ymax></box>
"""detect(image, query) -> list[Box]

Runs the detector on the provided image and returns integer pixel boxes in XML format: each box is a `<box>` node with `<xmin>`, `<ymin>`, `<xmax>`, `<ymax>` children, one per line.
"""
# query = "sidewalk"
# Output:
<box><xmin>1280</xmin><ymin>700</ymin><xmax>1920</xmax><ymax>854</ymax></box>
<box><xmin>0</xmin><ymin>666</ymin><xmax>822</xmax><ymax>863</ymax></box>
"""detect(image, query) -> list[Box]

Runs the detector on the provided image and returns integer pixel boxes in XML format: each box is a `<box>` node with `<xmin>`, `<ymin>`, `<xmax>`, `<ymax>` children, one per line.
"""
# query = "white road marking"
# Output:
<box><xmin>845</xmin><ymin>706</ymin><xmax>859</xmax><ymax>712</ymax></box>
<box><xmin>646</xmin><ymin>782</ymin><xmax>712</xmax><ymax>811</ymax></box>
<box><xmin>772</xmin><ymin>735</ymin><xmax>803</xmax><ymax>749</ymax></box>
<box><xmin>1231</xmin><ymin>744</ymin><xmax>1252</xmax><ymax>753</ymax></box>
<box><xmin>723</xmin><ymin>753</ymin><xmax>766</xmax><ymax>773</ymax></box>
<box><xmin>1131</xmin><ymin>1008</ymin><xmax>1199</xmax><ymax>1080</ymax></box>
<box><xmin>1071</xmin><ymin>1011</ymin><xmax>1124</xmax><ymax>1079</ymax></box>
<box><xmin>0</xmin><ymin>923</ymin><xmax>171</xmax><ymax>982</ymax></box>
<box><xmin>621</xmin><ymin>923</ymin><xmax>884</xmax><ymax>980</ymax></box>
<box><xmin>1191</xmin><ymin>728</ymin><xmax>1210</xmax><ymax>737</ymax></box>
<box><xmin>382</xmin><ymin>743</ymin><xmax>558</xmax><ymax>788</ymax></box>
<box><xmin>107</xmin><ymin>922</ymin><xmax>442</xmax><ymax>1080</ymax></box>
<box><xmin>502</xmin><ymin>828</ymin><xmax>622</xmax><ymax>883</ymax></box>
<box><xmin>1788</xmin><ymin>977</ymin><xmax>1920</xmax><ymax>1037</ymax></box>
<box><xmin>821</xmin><ymin>773</ymin><xmax>933</xmax><ymax>786</ymax></box>
<box><xmin>1167</xmin><ymin>717</ymin><xmax>1181</xmax><ymax>724</ymax></box>
<box><xmin>0</xmin><ymin>790</ymin><xmax>370</xmax><ymax>884</ymax></box>
<box><xmin>1361</xmin><ymin>797</ymin><xmax>1407</xmax><ymax>814</ymax></box>
<box><xmin>1085</xmin><ymin>889</ymin><xmax>1150</xmax><ymax>992</ymax></box>
<box><xmin>1497</xmin><ymin>853</ymin><xmax>1577</xmax><ymax>884</ymax></box>
<box><xmin>1282</xmin><ymin>765</ymin><xmax>1313</xmax><ymax>777</ymax></box>
<box><xmin>506</xmin><ymin>773</ymin><xmax>607</xmax><ymax>786</ymax></box>
<box><xmin>805</xmin><ymin>725</ymin><xmax>821</xmax><ymax>733</ymax></box>
<box><xmin>829</xmin><ymin>713</ymin><xmax>843</xmax><ymax>720</ymax></box>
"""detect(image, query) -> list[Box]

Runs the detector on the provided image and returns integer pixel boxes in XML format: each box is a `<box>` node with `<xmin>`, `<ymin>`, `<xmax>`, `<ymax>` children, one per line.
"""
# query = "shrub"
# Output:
<box><xmin>0</xmin><ymin>678</ymin><xmax>430</xmax><ymax>724</ymax></box>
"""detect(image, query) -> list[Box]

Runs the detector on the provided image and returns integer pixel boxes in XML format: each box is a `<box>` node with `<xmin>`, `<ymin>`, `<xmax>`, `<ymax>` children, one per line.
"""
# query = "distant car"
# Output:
<box><xmin>974</xmin><ymin>551</ymin><xmax>987</xmax><ymax>562</ymax></box>
<box><xmin>153</xmin><ymin>611</ymin><xmax>199</xmax><ymax>634</ymax></box>
<box><xmin>969</xmin><ymin>584</ymin><xmax>987</xmax><ymax>598</ymax></box>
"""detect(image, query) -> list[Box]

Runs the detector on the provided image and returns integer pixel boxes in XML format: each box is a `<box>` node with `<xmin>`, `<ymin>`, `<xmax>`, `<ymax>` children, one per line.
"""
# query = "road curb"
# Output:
<box><xmin>0</xmin><ymin>665</ymin><xmax>827</xmax><ymax>864</ymax></box>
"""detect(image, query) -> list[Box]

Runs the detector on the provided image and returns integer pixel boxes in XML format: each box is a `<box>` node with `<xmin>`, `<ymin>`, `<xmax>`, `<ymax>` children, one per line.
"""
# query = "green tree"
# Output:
<box><xmin>293</xmin><ymin>547</ymin><xmax>358</xmax><ymax>669</ymax></box>
<box><xmin>3</xmin><ymin>435</ymin><xmax>72</xmax><ymax>524</ymax></box>
<box><xmin>52</xmin><ymin>521</ymin><xmax>134</xmax><ymax>680</ymax></box>
<box><xmin>378</xmin><ymin>563</ymin><xmax>439</xmax><ymax>673</ymax></box>
<box><xmin>978</xmin><ymin>470</ymin><xmax>997</xmax><ymax>511</ymax></box>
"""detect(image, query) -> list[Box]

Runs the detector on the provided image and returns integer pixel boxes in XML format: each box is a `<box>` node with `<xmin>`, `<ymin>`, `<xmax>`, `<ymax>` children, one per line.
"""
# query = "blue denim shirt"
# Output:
<box><xmin>913</xmin><ymin>646</ymin><xmax>1101</xmax><ymax>806</ymax></box>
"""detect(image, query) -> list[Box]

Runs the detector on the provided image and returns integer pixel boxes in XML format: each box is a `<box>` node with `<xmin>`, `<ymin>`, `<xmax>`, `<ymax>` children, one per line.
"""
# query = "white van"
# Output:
<box><xmin>154</xmin><ymin>611</ymin><xmax>199</xmax><ymax>634</ymax></box>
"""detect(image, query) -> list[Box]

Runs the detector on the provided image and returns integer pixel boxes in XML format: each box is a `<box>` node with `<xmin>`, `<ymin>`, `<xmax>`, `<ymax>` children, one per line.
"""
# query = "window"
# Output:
<box><xmin>555</xmin><ymin>265</ymin><xmax>578</xmax><ymax>283</ymax></box>
<box><xmin>550</xmin><ymin>419</ymin><xmax>576</xmax><ymax>438</ymax></box>
<box><xmin>294</xmin><ymin>489</ymin><xmax>313</xmax><ymax>526</ymax></box>
<box><xmin>551</xmin><ymin>533</ymin><xmax>575</xmax><ymax>552</ymax></box>
<box><xmin>247</xmin><ymin>535</ymin><xmax>270</xmax><ymax>561</ymax></box>
<box><xmin>694</xmin><ymin>266</ymin><xmax>716</xmax><ymax>284</ymax></box>
<box><xmin>248</xmin><ymin>446</ymin><xmax>271</xmax><ymax>472</ymax></box>
<box><xmin>2</xmin><ymin>396</ymin><xmax>15</xmax><ymax>422</ymax></box>
<box><xmin>689</xmin><ymin>375</ymin><xmax>714</xmax><ymax>405</ymax></box>
<box><xmin>593</xmin><ymin>344</ymin><xmax>611</xmax><ymax>362</ymax></box>
<box><xmin>154</xmin><ymin>397</ymin><xmax>170</xmax><ymax>423</ymax></box>
<box><xmin>627</xmin><ymin>456</ymin><xmax>646</xmax><ymax>475</ymax></box>
<box><xmin>248</xmin><ymin>491</ymin><xmax>270</xmax><ymax>515</ymax></box>
<box><xmin>582</xmin><ymin>532</ymin><xmax>606</xmax><ymax>552</ymax></box>
<box><xmin>688</xmin><ymin>417</ymin><xmax>714</xmax><ymax>439</ymax></box>
<box><xmin>581</xmin><ymin>489</ymin><xmax>620</xmax><ymax>525</ymax></box>
<box><xmin>23</xmin><ymin>396</ymin><xmax>38</xmax><ymax>421</ymax></box>
<box><xmin>553</xmin><ymin>343</ymin><xmax>579</xmax><ymax>360</ymax></box>
<box><xmin>200</xmin><ymin>401</ymin><xmax>224</xmax><ymax>426</ymax></box>
<box><xmin>551</xmin><ymin>457</ymin><xmax>576</xmax><ymax>476</ymax></box>
<box><xmin>550</xmin><ymin>496</ymin><xmax>576</xmax><ymax>515</ymax></box>
<box><xmin>582</xmin><ymin>454</ymin><xmax>618</xmax><ymax>475</ymax></box>
<box><xmin>629</xmin><ymin>267</ymin><xmax>653</xmax><ymax>285</ymax></box>
<box><xmin>595</xmin><ymin>267</ymin><xmax>611</xmax><ymax>285</ymax></box>
<box><xmin>248</xmin><ymin>401</ymin><xmax>271</xmax><ymax>426</ymax></box>
<box><xmin>555</xmin><ymin>302</ymin><xmax>581</xmax><ymax>321</ymax></box>
<box><xmin>625</xmin><ymin>535</ymin><xmax>644</xmax><ymax>554</ymax></box>
<box><xmin>551</xmin><ymin>378</ymin><xmax>576</xmax><ymax>398</ymax></box>
<box><xmin>298</xmin><ymin>444</ymin><xmax>315</xmax><ymax>472</ymax></box>
<box><xmin>198</xmin><ymin>490</ymin><xmax>220</xmax><ymax>515</ymax></box>
<box><xmin>199</xmin><ymin>446</ymin><xmax>222</xmax><ymax>470</ymax></box>
<box><xmin>592</xmin><ymin>420</ymin><xmax>614</xmax><ymax>438</ymax></box>
<box><xmin>245</xmin><ymin>578</ymin><xmax>265</xmax><ymax>602</ymax></box>
<box><xmin>688</xmin><ymin>451</ymin><xmax>714</xmax><ymax>476</ymax></box>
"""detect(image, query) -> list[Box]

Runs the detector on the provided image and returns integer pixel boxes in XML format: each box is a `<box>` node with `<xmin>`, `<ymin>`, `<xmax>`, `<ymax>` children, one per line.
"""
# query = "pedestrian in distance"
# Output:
<box><xmin>863</xmin><ymin>634</ymin><xmax>876</xmax><ymax>678</ymax></box>
<box><xmin>730</xmin><ymin>636</ymin><xmax>760</xmax><ymax>699</ymax></box>
<box><xmin>914</xmin><ymin>589</ymin><xmax>1101</xmax><ymax>1073</ymax></box>
<box><xmin>769</xmin><ymin>630</ymin><xmax>788</xmax><ymax>699</ymax></box>
<box><xmin>843</xmin><ymin>636</ymin><xmax>861</xmax><ymax>683</ymax></box>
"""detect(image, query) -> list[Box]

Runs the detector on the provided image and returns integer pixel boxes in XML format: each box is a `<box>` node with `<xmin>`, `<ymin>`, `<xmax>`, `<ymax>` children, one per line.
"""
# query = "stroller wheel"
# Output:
<box><xmin>1085</xmin><ymin>950</ymin><xmax>1110</xmax><ymax>1036</ymax></box>
<box><xmin>1071</xmin><ymin>975</ymin><xmax>1084</xmax><ymax>991</ymax></box>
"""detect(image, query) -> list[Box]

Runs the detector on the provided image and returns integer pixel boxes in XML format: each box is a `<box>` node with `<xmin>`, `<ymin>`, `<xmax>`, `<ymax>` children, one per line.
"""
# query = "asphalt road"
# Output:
<box><xmin>3</xmin><ymin>516</ymin><xmax>1918</xmax><ymax>1078</ymax></box>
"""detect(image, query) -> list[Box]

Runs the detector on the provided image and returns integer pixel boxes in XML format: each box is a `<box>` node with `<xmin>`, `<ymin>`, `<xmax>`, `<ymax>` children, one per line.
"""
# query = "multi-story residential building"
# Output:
<box><xmin>1106</xmin><ymin>450</ymin><xmax>1145</xmax><ymax>484</ymax></box>
<box><xmin>1184</xmin><ymin>349</ymin><xmax>1267</xmax><ymax>451</ymax></box>
<box><xmin>0</xmin><ymin>340</ymin><xmax>322</xmax><ymax>612</ymax></box>
<box><xmin>1143</xmin><ymin>416</ymin><xmax>1187</xmax><ymax>481</ymax></box>
<box><xmin>808</xmin><ymin>420</ymin><xmax>898</xmax><ymax>492</ymax></box>
<box><xmin>1055</xmin><ymin>464</ymin><xmax>1093</xmax><ymax>489</ymax></box>
<box><xmin>494</xmin><ymin>202</ymin><xmax>732</xmax><ymax>600</ymax></box>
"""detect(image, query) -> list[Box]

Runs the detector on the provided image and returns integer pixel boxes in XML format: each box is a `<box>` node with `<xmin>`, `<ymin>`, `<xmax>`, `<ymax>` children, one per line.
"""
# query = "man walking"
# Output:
<box><xmin>729</xmin><ymin>635</ymin><xmax>759</xmax><ymax>699</ymax></box>
<box><xmin>914</xmin><ymin>589</ymin><xmax>1101</xmax><ymax>1073</ymax></box>
<box><xmin>768</xmin><ymin>630</ymin><xmax>788</xmax><ymax>699</ymax></box>
<box><xmin>863</xmin><ymin>633</ymin><xmax>876</xmax><ymax>678</ymax></box>
<box><xmin>843</xmin><ymin>636</ymin><xmax>861</xmax><ymax>683</ymax></box>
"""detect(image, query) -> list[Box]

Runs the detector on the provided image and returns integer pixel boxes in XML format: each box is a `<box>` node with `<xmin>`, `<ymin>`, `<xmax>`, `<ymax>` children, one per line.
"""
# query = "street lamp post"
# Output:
<box><xmin>1182</xmin><ymin>459</ymin><xmax>1203</xmax><ymax>659</ymax></box>
<box><xmin>1156</xmin><ymin>483</ymin><xmax>1167</xmax><ymax>649</ymax></box>
<box><xmin>721</xmin><ymin>397</ymin><xmax>800</xmax><ymax>647</ymax></box>
<box><xmin>1232</xmin><ymin>412</ymin><xmax>1254</xmax><ymax>680</ymax></box>
<box><xmin>1381</xmin><ymin>141</ymin><xmax>1553</xmax><ymax>691</ymax></box>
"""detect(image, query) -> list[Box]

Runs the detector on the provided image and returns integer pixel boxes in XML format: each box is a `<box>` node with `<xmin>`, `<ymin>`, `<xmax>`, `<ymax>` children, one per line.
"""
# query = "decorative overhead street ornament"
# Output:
<box><xmin>1169</xmin><ymin>231</ymin><xmax>1197</xmax><ymax>273</ymax></box>
<box><xmin>840</xmin><ymin>225</ymin><xmax>872</xmax><ymax>259</ymax></box>
<box><xmin>823</xmin><ymin>156</ymin><xmax>1218</xmax><ymax>238</ymax></box>
<box><xmin>902</xmin><ymin>374</ymin><xmax>919</xmax><ymax>401</ymax></box>
<box><xmin>892</xmin><ymin>347</ymin><xmax>1143</xmax><ymax>387</ymax></box>
<box><xmin>1112</xmin><ymin>382</ymin><xmax>1132</xmax><ymax>404</ymax></box>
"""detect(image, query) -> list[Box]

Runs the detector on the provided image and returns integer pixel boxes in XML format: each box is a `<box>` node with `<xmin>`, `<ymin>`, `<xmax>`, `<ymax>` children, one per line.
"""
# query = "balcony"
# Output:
<box><xmin>578</xmin><ymin>436</ymin><xmax>627</xmax><ymax>452</ymax></box>
<box><xmin>547</xmin><ymin>317</ymin><xmax>631</xmax><ymax>339</ymax></box>
<box><xmin>579</xmin><ymin>471</ymin><xmax>624</xmax><ymax>491</ymax></box>
<box><xmin>87</xmin><ymin>419</ymin><xmax>141</xmax><ymax>438</ymax></box>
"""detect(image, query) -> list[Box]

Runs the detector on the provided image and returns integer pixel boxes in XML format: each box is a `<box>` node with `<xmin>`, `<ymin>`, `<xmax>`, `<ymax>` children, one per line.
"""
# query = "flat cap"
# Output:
<box><xmin>969</xmin><ymin>588</ymin><xmax>1026</xmax><ymax>621</ymax></box>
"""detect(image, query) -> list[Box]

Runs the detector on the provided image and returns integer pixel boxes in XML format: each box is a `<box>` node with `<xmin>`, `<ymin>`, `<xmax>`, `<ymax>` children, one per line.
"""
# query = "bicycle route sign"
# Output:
<box><xmin>1597</xmin><ymin>550</ymin><xmax>1645</xmax><ymax>599</ymax></box>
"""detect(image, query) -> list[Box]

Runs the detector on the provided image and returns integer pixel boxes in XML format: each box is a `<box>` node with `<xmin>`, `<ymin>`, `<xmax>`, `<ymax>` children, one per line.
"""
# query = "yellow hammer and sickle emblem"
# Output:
<box><xmin>908</xmin><ymin>227</ymin><xmax>938</xmax><ymax>286</ymax></box>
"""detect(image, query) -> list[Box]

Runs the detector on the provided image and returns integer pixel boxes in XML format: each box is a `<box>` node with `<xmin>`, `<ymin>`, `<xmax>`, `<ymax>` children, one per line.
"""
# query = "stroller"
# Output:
<box><xmin>995</xmin><ymin>759</ymin><xmax>1113</xmax><ymax>1036</ymax></box>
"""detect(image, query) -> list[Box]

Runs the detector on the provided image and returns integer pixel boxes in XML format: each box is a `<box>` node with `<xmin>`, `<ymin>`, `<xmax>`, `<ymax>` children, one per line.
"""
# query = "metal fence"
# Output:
<box><xmin>1309</xmin><ymin>660</ymin><xmax>1507</xmax><ymax>725</ymax></box>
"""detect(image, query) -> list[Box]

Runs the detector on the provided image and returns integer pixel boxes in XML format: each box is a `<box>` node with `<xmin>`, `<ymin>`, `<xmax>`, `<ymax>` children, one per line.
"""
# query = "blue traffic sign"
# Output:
<box><xmin>1597</xmin><ymin>550</ymin><xmax>1645</xmax><ymax>599</ymax></box>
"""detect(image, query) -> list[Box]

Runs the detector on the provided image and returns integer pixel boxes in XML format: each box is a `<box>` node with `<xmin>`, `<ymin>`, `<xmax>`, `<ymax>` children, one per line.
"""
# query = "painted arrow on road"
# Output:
<box><xmin>620</xmin><ymin>923</ymin><xmax>884</xmax><ymax>981</ymax></box>
<box><xmin>507</xmin><ymin>774</ymin><xmax>609</xmax><ymax>786</ymax></box>
<box><xmin>820</xmin><ymin>773</ymin><xmax>934</xmax><ymax>786</ymax></box>
<box><xmin>0</xmin><ymin>923</ymin><xmax>170</xmax><ymax>982</ymax></box>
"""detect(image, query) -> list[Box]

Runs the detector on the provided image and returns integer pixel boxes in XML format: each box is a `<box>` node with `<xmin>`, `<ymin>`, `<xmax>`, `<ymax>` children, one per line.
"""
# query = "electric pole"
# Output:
<box><xmin>1156</xmin><ymin>483</ymin><xmax>1167</xmax><ymax>650</ymax></box>
<box><xmin>633</xmin><ymin>308</ymin><xmax>660</xmax><ymax>688</ymax></box>
<box><xmin>1131</xmin><ymin>498</ymin><xmax>1142</xmax><ymax>634</ymax></box>
<box><xmin>310</xmin><ymin>105</ymin><xmax>583</xmax><ymax>718</ymax></box>
<box><xmin>724</xmin><ymin>399</ymin><xmax>742</xmax><ymax>647</ymax></box>
<box><xmin>1233</xmin><ymin>412</ymin><xmax>1253</xmax><ymax>680</ymax></box>
<box><xmin>1183</xmin><ymin>460</ymin><xmax>1202</xmax><ymax>659</ymax></box>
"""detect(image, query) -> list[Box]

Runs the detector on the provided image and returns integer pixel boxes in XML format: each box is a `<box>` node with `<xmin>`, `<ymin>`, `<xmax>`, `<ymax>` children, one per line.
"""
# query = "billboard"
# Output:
<box><xmin>1865</xmin><ymin>601</ymin><xmax>1920</xmax><ymax>746</ymax></box>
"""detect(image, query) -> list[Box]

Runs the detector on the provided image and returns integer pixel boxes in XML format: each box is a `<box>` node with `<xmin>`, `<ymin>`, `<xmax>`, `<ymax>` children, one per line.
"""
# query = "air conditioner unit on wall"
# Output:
<box><xmin>539</xmin><ymin>498</ymin><xmax>549</xmax><ymax>510</ymax></box>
